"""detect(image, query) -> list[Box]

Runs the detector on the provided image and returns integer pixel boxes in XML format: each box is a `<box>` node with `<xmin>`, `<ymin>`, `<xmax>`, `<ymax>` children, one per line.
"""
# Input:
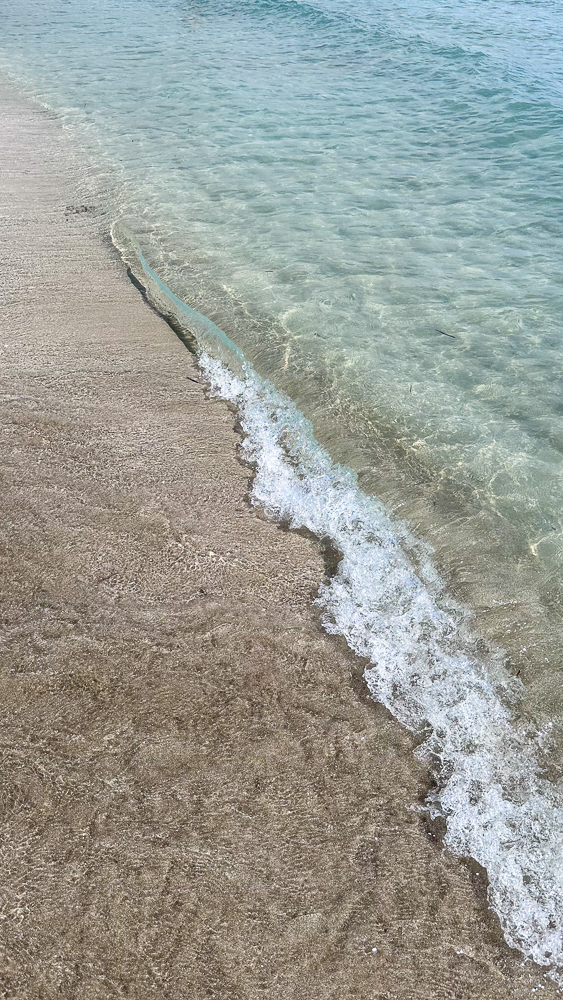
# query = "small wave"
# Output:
<box><xmin>199</xmin><ymin>354</ymin><xmax>563</xmax><ymax>986</ymax></box>
<box><xmin>114</xmin><ymin>225</ymin><xmax>563</xmax><ymax>985</ymax></box>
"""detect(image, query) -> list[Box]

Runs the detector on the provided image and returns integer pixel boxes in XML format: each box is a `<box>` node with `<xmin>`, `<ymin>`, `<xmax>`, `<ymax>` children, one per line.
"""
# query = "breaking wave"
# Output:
<box><xmin>114</xmin><ymin>223</ymin><xmax>563</xmax><ymax>985</ymax></box>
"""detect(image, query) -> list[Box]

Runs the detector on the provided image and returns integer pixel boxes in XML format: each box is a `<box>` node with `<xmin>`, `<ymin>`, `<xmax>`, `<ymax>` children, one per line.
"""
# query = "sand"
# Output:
<box><xmin>0</xmin><ymin>80</ymin><xmax>555</xmax><ymax>999</ymax></box>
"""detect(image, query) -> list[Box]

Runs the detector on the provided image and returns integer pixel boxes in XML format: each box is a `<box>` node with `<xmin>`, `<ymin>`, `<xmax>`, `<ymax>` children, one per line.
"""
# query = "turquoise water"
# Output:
<box><xmin>1</xmin><ymin>0</ymin><xmax>563</xmax><ymax>980</ymax></box>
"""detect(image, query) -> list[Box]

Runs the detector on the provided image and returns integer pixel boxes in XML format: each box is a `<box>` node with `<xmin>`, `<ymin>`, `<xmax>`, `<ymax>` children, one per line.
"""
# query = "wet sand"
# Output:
<box><xmin>0</xmin><ymin>81</ymin><xmax>555</xmax><ymax>999</ymax></box>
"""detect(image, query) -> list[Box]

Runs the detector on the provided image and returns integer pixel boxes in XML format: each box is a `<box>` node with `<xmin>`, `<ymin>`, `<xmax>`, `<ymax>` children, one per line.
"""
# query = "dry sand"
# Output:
<box><xmin>0</xmin><ymin>80</ymin><xmax>555</xmax><ymax>999</ymax></box>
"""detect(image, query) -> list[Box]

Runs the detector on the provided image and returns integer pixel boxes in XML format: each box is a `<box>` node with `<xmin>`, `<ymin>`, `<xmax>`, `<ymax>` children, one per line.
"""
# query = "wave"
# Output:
<box><xmin>113</xmin><ymin>222</ymin><xmax>563</xmax><ymax>986</ymax></box>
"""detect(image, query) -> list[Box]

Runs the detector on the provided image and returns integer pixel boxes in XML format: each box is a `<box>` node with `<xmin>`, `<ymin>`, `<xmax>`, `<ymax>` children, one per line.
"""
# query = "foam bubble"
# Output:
<box><xmin>200</xmin><ymin>350</ymin><xmax>563</xmax><ymax>986</ymax></box>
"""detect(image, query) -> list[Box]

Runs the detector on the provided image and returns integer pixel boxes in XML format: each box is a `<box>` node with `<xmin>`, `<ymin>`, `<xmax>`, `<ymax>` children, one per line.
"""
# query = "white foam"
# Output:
<box><xmin>200</xmin><ymin>350</ymin><xmax>563</xmax><ymax>986</ymax></box>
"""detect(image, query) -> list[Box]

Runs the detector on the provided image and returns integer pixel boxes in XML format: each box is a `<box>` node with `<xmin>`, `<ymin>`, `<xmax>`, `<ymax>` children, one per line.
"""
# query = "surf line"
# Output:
<box><xmin>111</xmin><ymin>225</ymin><xmax>563</xmax><ymax>986</ymax></box>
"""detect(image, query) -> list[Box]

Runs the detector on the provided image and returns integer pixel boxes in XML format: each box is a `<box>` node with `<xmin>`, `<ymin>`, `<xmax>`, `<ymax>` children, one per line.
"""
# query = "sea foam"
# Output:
<box><xmin>199</xmin><ymin>350</ymin><xmax>563</xmax><ymax>986</ymax></box>
<box><xmin>112</xmin><ymin>224</ymin><xmax>563</xmax><ymax>984</ymax></box>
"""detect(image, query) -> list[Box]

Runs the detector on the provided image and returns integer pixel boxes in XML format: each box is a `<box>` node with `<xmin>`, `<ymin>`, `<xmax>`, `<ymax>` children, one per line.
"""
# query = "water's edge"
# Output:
<box><xmin>112</xmin><ymin>221</ymin><xmax>563</xmax><ymax>988</ymax></box>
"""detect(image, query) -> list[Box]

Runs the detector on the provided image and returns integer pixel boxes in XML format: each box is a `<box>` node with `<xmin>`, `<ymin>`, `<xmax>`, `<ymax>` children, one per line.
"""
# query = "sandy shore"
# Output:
<box><xmin>0</xmin><ymin>81</ymin><xmax>554</xmax><ymax>999</ymax></box>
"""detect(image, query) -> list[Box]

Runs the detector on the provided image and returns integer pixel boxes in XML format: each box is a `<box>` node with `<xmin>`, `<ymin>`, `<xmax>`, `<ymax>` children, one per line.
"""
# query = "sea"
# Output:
<box><xmin>0</xmin><ymin>0</ymin><xmax>562</xmax><ymax>983</ymax></box>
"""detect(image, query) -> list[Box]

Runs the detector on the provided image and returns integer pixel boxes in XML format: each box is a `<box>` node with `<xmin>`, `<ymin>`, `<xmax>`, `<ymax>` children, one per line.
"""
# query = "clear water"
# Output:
<box><xmin>1</xmin><ymin>0</ymin><xmax>563</xmax><ymax>979</ymax></box>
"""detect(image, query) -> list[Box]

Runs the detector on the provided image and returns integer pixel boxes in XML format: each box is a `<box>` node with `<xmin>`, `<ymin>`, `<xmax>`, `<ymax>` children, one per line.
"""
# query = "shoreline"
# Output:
<box><xmin>0</xmin><ymin>79</ymin><xmax>555</xmax><ymax>999</ymax></box>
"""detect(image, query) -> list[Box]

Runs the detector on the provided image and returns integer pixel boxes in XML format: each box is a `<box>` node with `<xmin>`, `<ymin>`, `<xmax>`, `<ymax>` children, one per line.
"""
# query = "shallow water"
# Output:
<box><xmin>1</xmin><ymin>0</ymin><xmax>562</xmax><ymax>981</ymax></box>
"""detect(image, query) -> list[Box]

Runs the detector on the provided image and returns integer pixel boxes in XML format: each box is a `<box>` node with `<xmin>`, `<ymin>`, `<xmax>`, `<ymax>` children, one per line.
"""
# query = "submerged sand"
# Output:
<box><xmin>0</xmin><ymin>81</ymin><xmax>555</xmax><ymax>999</ymax></box>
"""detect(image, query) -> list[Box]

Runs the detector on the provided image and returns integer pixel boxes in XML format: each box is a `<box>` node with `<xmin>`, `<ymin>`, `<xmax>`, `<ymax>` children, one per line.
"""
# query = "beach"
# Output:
<box><xmin>0</xmin><ymin>80</ymin><xmax>556</xmax><ymax>1000</ymax></box>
